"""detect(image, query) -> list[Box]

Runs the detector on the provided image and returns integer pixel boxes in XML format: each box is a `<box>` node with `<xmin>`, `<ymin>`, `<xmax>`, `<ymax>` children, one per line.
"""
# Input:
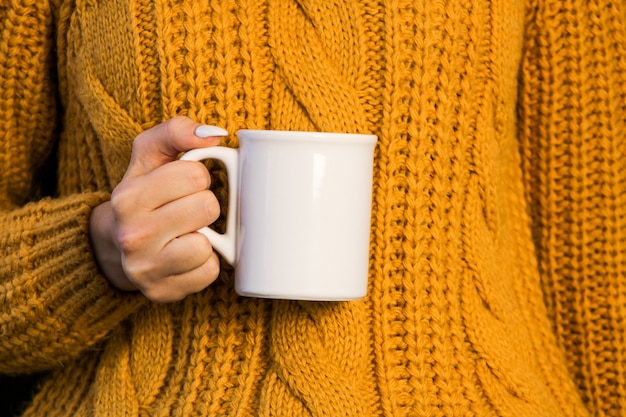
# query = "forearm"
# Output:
<box><xmin>0</xmin><ymin>192</ymin><xmax>145</xmax><ymax>374</ymax></box>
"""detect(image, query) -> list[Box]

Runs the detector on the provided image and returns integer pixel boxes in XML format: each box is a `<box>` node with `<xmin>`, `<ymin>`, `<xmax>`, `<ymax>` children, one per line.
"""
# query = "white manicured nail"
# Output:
<box><xmin>195</xmin><ymin>125</ymin><xmax>228</xmax><ymax>138</ymax></box>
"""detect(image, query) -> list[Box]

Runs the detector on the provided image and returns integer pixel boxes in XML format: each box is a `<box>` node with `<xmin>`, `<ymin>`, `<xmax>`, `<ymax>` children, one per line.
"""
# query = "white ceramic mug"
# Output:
<box><xmin>181</xmin><ymin>129</ymin><xmax>377</xmax><ymax>301</ymax></box>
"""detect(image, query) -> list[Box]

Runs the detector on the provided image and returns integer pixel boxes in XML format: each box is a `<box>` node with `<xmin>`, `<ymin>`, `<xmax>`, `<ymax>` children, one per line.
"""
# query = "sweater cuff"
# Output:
<box><xmin>0</xmin><ymin>192</ymin><xmax>146</xmax><ymax>373</ymax></box>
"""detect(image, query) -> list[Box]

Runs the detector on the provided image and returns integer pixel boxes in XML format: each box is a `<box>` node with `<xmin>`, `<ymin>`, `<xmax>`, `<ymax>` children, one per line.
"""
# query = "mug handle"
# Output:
<box><xmin>180</xmin><ymin>147</ymin><xmax>239</xmax><ymax>265</ymax></box>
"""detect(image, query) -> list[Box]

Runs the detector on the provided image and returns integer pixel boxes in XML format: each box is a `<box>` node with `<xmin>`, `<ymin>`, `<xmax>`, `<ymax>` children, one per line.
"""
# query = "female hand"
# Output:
<box><xmin>89</xmin><ymin>116</ymin><xmax>228</xmax><ymax>302</ymax></box>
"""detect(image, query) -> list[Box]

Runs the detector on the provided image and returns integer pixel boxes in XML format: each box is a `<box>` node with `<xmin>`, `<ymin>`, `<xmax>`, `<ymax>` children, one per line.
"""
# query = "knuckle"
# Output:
<box><xmin>110</xmin><ymin>182</ymin><xmax>137</xmax><ymax>215</ymax></box>
<box><xmin>122</xmin><ymin>255</ymin><xmax>150</xmax><ymax>278</ymax></box>
<box><xmin>164</xmin><ymin>116</ymin><xmax>188</xmax><ymax>139</ymax></box>
<box><xmin>205</xmin><ymin>254</ymin><xmax>221</xmax><ymax>281</ymax></box>
<box><xmin>186</xmin><ymin>162</ymin><xmax>211</xmax><ymax>191</ymax></box>
<box><xmin>202</xmin><ymin>191</ymin><xmax>220</xmax><ymax>222</ymax></box>
<box><xmin>126</xmin><ymin>267</ymin><xmax>185</xmax><ymax>304</ymax></box>
<box><xmin>205</xmin><ymin>192</ymin><xmax>220</xmax><ymax>223</ymax></box>
<box><xmin>116</xmin><ymin>225</ymin><xmax>147</xmax><ymax>256</ymax></box>
<box><xmin>184</xmin><ymin>191</ymin><xmax>219</xmax><ymax>225</ymax></box>
<box><xmin>131</xmin><ymin>127</ymin><xmax>158</xmax><ymax>157</ymax></box>
<box><xmin>132</xmin><ymin>130</ymin><xmax>148</xmax><ymax>150</ymax></box>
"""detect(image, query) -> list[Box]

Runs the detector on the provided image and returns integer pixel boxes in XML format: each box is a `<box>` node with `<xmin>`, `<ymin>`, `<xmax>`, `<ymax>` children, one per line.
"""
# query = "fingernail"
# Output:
<box><xmin>195</xmin><ymin>125</ymin><xmax>228</xmax><ymax>138</ymax></box>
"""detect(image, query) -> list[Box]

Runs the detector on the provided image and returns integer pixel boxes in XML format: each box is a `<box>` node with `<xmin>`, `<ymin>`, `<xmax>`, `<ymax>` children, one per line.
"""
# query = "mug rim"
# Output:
<box><xmin>237</xmin><ymin>129</ymin><xmax>377</xmax><ymax>144</ymax></box>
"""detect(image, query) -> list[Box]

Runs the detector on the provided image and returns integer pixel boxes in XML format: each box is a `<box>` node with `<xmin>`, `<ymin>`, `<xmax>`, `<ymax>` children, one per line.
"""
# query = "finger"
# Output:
<box><xmin>148</xmin><ymin>190</ymin><xmax>221</xmax><ymax>248</ymax></box>
<box><xmin>125</xmin><ymin>116</ymin><xmax>228</xmax><ymax>179</ymax></box>
<box><xmin>126</xmin><ymin>160</ymin><xmax>212</xmax><ymax>211</ymax></box>
<box><xmin>151</xmin><ymin>232</ymin><xmax>215</xmax><ymax>278</ymax></box>
<box><xmin>142</xmin><ymin>249</ymin><xmax>221</xmax><ymax>303</ymax></box>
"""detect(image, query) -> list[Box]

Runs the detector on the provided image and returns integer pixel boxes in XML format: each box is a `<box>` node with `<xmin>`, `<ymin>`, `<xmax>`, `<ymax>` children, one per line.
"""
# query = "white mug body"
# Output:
<box><xmin>234</xmin><ymin>130</ymin><xmax>376</xmax><ymax>301</ymax></box>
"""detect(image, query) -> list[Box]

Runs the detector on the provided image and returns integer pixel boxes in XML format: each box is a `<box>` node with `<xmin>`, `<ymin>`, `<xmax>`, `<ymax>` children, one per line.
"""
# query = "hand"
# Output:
<box><xmin>89</xmin><ymin>116</ymin><xmax>228</xmax><ymax>302</ymax></box>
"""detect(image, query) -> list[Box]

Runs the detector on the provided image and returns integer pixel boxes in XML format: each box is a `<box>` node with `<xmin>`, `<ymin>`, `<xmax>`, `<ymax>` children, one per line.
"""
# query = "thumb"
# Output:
<box><xmin>124</xmin><ymin>116</ymin><xmax>228</xmax><ymax>178</ymax></box>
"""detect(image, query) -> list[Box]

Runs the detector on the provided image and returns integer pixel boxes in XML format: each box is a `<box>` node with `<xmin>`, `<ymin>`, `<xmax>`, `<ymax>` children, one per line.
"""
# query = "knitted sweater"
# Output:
<box><xmin>1</xmin><ymin>0</ymin><xmax>625</xmax><ymax>416</ymax></box>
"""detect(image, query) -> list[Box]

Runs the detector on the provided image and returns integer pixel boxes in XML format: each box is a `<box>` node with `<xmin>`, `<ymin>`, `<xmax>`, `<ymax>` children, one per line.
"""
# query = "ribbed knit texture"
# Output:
<box><xmin>519</xmin><ymin>1</ymin><xmax>626</xmax><ymax>415</ymax></box>
<box><xmin>0</xmin><ymin>0</ymin><xmax>624</xmax><ymax>416</ymax></box>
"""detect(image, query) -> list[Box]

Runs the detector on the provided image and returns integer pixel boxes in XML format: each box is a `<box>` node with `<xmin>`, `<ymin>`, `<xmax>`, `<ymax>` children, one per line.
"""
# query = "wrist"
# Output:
<box><xmin>89</xmin><ymin>201</ymin><xmax>137</xmax><ymax>291</ymax></box>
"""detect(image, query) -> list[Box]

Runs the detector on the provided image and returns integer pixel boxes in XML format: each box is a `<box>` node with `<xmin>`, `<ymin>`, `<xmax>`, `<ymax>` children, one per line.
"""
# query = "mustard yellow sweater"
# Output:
<box><xmin>1</xmin><ymin>0</ymin><xmax>625</xmax><ymax>416</ymax></box>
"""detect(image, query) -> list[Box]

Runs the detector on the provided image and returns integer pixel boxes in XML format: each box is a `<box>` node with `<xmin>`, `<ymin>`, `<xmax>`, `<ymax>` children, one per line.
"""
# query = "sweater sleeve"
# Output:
<box><xmin>519</xmin><ymin>0</ymin><xmax>626</xmax><ymax>414</ymax></box>
<box><xmin>0</xmin><ymin>1</ymin><xmax>145</xmax><ymax>374</ymax></box>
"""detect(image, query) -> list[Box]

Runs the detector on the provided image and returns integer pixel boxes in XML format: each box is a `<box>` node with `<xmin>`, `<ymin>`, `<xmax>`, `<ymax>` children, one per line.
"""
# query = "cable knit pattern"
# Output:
<box><xmin>1</xmin><ymin>0</ymin><xmax>625</xmax><ymax>416</ymax></box>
